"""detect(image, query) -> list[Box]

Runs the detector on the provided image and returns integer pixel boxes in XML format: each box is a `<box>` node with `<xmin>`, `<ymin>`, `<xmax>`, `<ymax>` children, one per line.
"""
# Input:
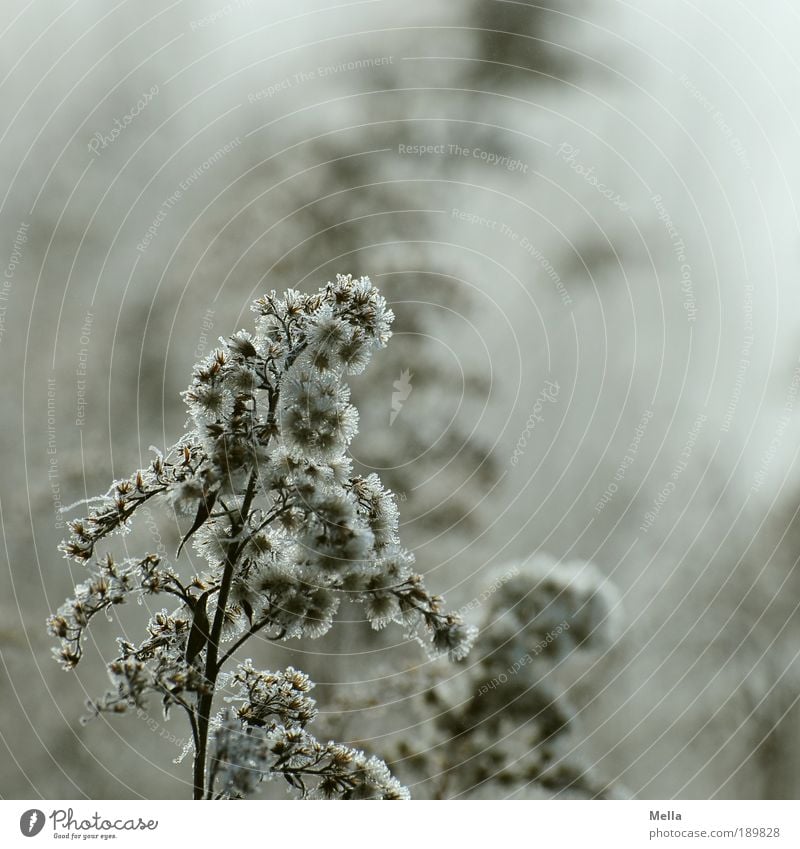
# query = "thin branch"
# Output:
<box><xmin>217</xmin><ymin>620</ymin><xmax>286</xmax><ymax>671</ymax></box>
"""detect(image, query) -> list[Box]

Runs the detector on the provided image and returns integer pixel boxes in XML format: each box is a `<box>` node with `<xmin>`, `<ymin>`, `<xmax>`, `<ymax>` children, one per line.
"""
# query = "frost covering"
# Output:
<box><xmin>49</xmin><ymin>274</ymin><xmax>476</xmax><ymax>799</ymax></box>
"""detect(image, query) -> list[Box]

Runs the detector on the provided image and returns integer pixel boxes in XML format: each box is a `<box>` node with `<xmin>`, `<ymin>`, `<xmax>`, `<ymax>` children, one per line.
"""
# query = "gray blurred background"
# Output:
<box><xmin>2</xmin><ymin>0</ymin><xmax>800</xmax><ymax>799</ymax></box>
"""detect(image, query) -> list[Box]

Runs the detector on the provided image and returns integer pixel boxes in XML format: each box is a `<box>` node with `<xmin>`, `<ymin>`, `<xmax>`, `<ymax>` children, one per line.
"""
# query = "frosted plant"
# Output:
<box><xmin>48</xmin><ymin>274</ymin><xmax>476</xmax><ymax>799</ymax></box>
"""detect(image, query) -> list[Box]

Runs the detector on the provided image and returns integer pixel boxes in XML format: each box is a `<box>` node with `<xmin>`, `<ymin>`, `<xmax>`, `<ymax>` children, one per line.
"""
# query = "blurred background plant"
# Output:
<box><xmin>316</xmin><ymin>555</ymin><xmax>623</xmax><ymax>799</ymax></box>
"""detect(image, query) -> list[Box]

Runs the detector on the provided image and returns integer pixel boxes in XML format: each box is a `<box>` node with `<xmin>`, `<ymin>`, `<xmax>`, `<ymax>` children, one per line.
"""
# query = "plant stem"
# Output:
<box><xmin>217</xmin><ymin>618</ymin><xmax>284</xmax><ymax>670</ymax></box>
<box><xmin>192</xmin><ymin>471</ymin><xmax>258</xmax><ymax>800</ymax></box>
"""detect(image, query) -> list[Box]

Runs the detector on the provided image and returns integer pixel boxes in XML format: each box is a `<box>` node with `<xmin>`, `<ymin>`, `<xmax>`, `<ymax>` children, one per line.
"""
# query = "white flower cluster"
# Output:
<box><xmin>177</xmin><ymin>275</ymin><xmax>475</xmax><ymax>654</ymax></box>
<box><xmin>210</xmin><ymin>711</ymin><xmax>409</xmax><ymax>800</ymax></box>
<box><xmin>51</xmin><ymin>274</ymin><xmax>475</xmax><ymax>799</ymax></box>
<box><xmin>208</xmin><ymin>660</ymin><xmax>409</xmax><ymax>799</ymax></box>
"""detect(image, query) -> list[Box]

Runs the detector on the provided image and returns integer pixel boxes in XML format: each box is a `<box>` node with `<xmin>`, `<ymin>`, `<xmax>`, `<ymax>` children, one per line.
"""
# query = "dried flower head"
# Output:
<box><xmin>50</xmin><ymin>274</ymin><xmax>475</xmax><ymax>799</ymax></box>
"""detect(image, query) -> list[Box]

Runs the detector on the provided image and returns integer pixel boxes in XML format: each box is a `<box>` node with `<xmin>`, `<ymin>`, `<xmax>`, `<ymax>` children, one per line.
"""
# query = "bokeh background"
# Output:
<box><xmin>3</xmin><ymin>0</ymin><xmax>800</xmax><ymax>799</ymax></box>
